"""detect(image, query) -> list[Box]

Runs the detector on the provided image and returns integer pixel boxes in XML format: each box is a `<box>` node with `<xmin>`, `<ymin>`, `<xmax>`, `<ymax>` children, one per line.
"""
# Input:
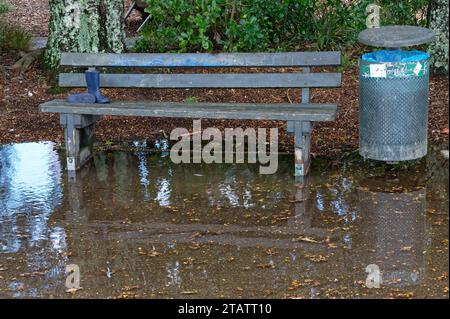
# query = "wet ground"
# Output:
<box><xmin>0</xmin><ymin>142</ymin><xmax>448</xmax><ymax>299</ymax></box>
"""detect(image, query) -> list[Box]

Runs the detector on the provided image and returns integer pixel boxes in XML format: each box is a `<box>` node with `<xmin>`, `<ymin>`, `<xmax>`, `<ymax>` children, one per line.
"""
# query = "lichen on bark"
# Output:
<box><xmin>44</xmin><ymin>0</ymin><xmax>125</xmax><ymax>69</ymax></box>
<box><xmin>428</xmin><ymin>0</ymin><xmax>449</xmax><ymax>73</ymax></box>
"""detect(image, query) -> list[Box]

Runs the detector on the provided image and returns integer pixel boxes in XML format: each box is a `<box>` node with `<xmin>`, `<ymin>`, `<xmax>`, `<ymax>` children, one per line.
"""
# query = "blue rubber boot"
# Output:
<box><xmin>67</xmin><ymin>93</ymin><xmax>96</xmax><ymax>104</ymax></box>
<box><xmin>85</xmin><ymin>69</ymin><xmax>110</xmax><ymax>104</ymax></box>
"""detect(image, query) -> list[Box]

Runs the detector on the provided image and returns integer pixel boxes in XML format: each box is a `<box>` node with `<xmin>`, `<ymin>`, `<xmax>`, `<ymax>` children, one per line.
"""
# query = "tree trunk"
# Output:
<box><xmin>45</xmin><ymin>0</ymin><xmax>125</xmax><ymax>69</ymax></box>
<box><xmin>428</xmin><ymin>0</ymin><xmax>449</xmax><ymax>73</ymax></box>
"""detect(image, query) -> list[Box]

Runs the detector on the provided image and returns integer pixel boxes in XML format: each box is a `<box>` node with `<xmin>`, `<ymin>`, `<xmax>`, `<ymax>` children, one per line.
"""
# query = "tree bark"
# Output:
<box><xmin>428</xmin><ymin>0</ymin><xmax>449</xmax><ymax>73</ymax></box>
<box><xmin>45</xmin><ymin>0</ymin><xmax>125</xmax><ymax>69</ymax></box>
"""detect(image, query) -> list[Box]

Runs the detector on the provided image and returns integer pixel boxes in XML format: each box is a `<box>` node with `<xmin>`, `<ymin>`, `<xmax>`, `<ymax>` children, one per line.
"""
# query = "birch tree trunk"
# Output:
<box><xmin>45</xmin><ymin>0</ymin><xmax>125</xmax><ymax>69</ymax></box>
<box><xmin>428</xmin><ymin>0</ymin><xmax>449</xmax><ymax>73</ymax></box>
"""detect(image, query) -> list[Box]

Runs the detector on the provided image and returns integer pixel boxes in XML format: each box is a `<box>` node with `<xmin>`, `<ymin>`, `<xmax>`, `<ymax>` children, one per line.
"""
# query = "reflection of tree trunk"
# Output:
<box><xmin>45</xmin><ymin>0</ymin><xmax>126</xmax><ymax>69</ymax></box>
<box><xmin>114</xmin><ymin>152</ymin><xmax>134</xmax><ymax>203</ymax></box>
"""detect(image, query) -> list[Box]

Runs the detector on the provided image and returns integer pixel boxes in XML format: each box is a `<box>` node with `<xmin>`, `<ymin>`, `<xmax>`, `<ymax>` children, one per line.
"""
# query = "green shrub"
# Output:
<box><xmin>0</xmin><ymin>21</ymin><xmax>31</xmax><ymax>51</ymax></box>
<box><xmin>0</xmin><ymin>0</ymin><xmax>31</xmax><ymax>51</ymax></box>
<box><xmin>135</xmin><ymin>0</ymin><xmax>431</xmax><ymax>53</ymax></box>
<box><xmin>0</xmin><ymin>0</ymin><xmax>11</xmax><ymax>14</ymax></box>
<box><xmin>373</xmin><ymin>0</ymin><xmax>429</xmax><ymax>26</ymax></box>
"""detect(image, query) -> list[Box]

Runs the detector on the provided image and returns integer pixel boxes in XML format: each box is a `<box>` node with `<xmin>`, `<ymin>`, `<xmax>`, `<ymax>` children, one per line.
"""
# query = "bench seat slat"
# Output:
<box><xmin>60</xmin><ymin>52</ymin><xmax>341</xmax><ymax>68</ymax></box>
<box><xmin>40</xmin><ymin>100</ymin><xmax>337</xmax><ymax>121</ymax></box>
<box><xmin>59</xmin><ymin>73</ymin><xmax>341</xmax><ymax>88</ymax></box>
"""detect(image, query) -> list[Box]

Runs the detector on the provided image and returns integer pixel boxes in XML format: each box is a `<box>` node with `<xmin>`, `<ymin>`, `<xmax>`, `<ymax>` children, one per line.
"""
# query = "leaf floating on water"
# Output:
<box><xmin>304</xmin><ymin>253</ymin><xmax>328</xmax><ymax>263</ymax></box>
<box><xmin>138</xmin><ymin>247</ymin><xmax>161</xmax><ymax>257</ymax></box>
<box><xmin>19</xmin><ymin>271</ymin><xmax>46</xmax><ymax>277</ymax></box>
<box><xmin>256</xmin><ymin>263</ymin><xmax>275</xmax><ymax>269</ymax></box>
<box><xmin>189</xmin><ymin>242</ymin><xmax>202</xmax><ymax>250</ymax></box>
<box><xmin>288</xmin><ymin>278</ymin><xmax>320</xmax><ymax>290</ymax></box>
<box><xmin>147</xmin><ymin>250</ymin><xmax>162</xmax><ymax>257</ymax></box>
<box><xmin>191</xmin><ymin>231</ymin><xmax>210</xmax><ymax>239</ymax></box>
<box><xmin>265</xmin><ymin>249</ymin><xmax>277</xmax><ymax>256</ymax></box>
<box><xmin>122</xmin><ymin>285</ymin><xmax>141</xmax><ymax>292</ymax></box>
<box><xmin>65</xmin><ymin>287</ymin><xmax>82</xmax><ymax>294</ymax></box>
<box><xmin>182</xmin><ymin>257</ymin><xmax>195</xmax><ymax>265</ymax></box>
<box><xmin>287</xmin><ymin>294</ymin><xmax>306</xmax><ymax>299</ymax></box>
<box><xmin>436</xmin><ymin>273</ymin><xmax>448</xmax><ymax>281</ymax></box>
<box><xmin>292</xmin><ymin>236</ymin><xmax>324</xmax><ymax>244</ymax></box>
<box><xmin>288</xmin><ymin>280</ymin><xmax>302</xmax><ymax>290</ymax></box>
<box><xmin>389</xmin><ymin>292</ymin><xmax>414</xmax><ymax>299</ymax></box>
<box><xmin>181</xmin><ymin>290</ymin><xmax>198</xmax><ymax>295</ymax></box>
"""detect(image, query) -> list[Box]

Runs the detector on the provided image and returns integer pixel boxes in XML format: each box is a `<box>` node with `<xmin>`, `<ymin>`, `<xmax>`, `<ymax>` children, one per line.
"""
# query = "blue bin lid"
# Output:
<box><xmin>362</xmin><ymin>49</ymin><xmax>429</xmax><ymax>63</ymax></box>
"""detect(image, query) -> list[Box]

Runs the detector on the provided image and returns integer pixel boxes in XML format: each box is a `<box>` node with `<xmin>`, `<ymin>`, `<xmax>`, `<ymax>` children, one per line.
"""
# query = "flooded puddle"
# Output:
<box><xmin>0</xmin><ymin>142</ymin><xmax>448</xmax><ymax>298</ymax></box>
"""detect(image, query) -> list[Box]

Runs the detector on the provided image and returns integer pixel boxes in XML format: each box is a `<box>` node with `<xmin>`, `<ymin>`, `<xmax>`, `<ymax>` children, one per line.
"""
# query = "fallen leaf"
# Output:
<box><xmin>189</xmin><ymin>242</ymin><xmax>201</xmax><ymax>250</ymax></box>
<box><xmin>305</xmin><ymin>253</ymin><xmax>328</xmax><ymax>262</ymax></box>
<box><xmin>256</xmin><ymin>263</ymin><xmax>275</xmax><ymax>269</ymax></box>
<box><xmin>66</xmin><ymin>287</ymin><xmax>82</xmax><ymax>293</ymax></box>
<box><xmin>122</xmin><ymin>286</ymin><xmax>141</xmax><ymax>292</ymax></box>
<box><xmin>288</xmin><ymin>280</ymin><xmax>302</xmax><ymax>290</ymax></box>
<box><xmin>292</xmin><ymin>236</ymin><xmax>323</xmax><ymax>244</ymax></box>
<box><xmin>138</xmin><ymin>247</ymin><xmax>161</xmax><ymax>257</ymax></box>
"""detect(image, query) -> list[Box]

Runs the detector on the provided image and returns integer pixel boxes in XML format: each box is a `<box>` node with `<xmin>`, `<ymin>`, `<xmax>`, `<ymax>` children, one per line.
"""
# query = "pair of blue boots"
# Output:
<box><xmin>67</xmin><ymin>69</ymin><xmax>110</xmax><ymax>104</ymax></box>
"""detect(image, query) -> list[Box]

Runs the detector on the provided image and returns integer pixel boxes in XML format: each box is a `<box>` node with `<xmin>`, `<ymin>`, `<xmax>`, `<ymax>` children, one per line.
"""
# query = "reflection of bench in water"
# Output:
<box><xmin>62</xmin><ymin>155</ymin><xmax>342</xmax><ymax>252</ymax></box>
<box><xmin>65</xmin><ymin>180</ymin><xmax>339</xmax><ymax>252</ymax></box>
<box><xmin>58</xmin><ymin>155</ymin><xmax>432</xmax><ymax>294</ymax></box>
<box><xmin>65</xmin><ymin>219</ymin><xmax>337</xmax><ymax>251</ymax></box>
<box><xmin>39</xmin><ymin>52</ymin><xmax>341</xmax><ymax>177</ymax></box>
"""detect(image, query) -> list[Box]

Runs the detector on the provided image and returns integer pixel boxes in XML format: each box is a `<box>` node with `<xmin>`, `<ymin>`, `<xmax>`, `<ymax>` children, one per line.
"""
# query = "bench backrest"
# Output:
<box><xmin>58</xmin><ymin>52</ymin><xmax>341</xmax><ymax>91</ymax></box>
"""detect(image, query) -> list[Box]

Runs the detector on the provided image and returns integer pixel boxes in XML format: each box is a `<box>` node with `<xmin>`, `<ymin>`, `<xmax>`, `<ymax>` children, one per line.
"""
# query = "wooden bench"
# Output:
<box><xmin>39</xmin><ymin>52</ymin><xmax>341</xmax><ymax>176</ymax></box>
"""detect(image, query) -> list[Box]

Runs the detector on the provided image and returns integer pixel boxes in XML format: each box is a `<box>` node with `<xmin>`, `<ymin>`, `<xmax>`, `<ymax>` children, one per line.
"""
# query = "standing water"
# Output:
<box><xmin>0</xmin><ymin>142</ymin><xmax>448</xmax><ymax>298</ymax></box>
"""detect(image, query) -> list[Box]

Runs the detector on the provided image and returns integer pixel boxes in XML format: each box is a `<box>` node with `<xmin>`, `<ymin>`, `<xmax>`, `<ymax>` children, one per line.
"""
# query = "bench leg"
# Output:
<box><xmin>288</xmin><ymin>176</ymin><xmax>310</xmax><ymax>230</ymax></box>
<box><xmin>62</xmin><ymin>114</ymin><xmax>97</xmax><ymax>171</ymax></box>
<box><xmin>294</xmin><ymin>121</ymin><xmax>312</xmax><ymax>177</ymax></box>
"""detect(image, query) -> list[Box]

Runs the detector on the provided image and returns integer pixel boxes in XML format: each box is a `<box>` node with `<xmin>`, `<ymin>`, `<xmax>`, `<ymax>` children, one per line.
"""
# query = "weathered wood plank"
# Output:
<box><xmin>60</xmin><ymin>52</ymin><xmax>341</xmax><ymax>68</ymax></box>
<box><xmin>59</xmin><ymin>72</ymin><xmax>342</xmax><ymax>88</ymax></box>
<box><xmin>40</xmin><ymin>100</ymin><xmax>337</xmax><ymax>121</ymax></box>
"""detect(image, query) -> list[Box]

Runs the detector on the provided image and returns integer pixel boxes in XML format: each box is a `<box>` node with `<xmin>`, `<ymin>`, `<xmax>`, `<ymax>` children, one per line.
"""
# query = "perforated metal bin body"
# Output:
<box><xmin>359</xmin><ymin>58</ymin><xmax>430</xmax><ymax>161</ymax></box>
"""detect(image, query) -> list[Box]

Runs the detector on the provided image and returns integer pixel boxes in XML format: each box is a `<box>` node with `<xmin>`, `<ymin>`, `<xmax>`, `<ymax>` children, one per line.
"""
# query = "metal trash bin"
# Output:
<box><xmin>359</xmin><ymin>50</ymin><xmax>430</xmax><ymax>161</ymax></box>
<box><xmin>357</xmin><ymin>25</ymin><xmax>436</xmax><ymax>162</ymax></box>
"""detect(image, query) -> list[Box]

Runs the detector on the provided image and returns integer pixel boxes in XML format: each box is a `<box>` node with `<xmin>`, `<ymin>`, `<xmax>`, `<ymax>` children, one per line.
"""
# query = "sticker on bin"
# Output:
<box><xmin>369</xmin><ymin>64</ymin><xmax>387</xmax><ymax>78</ymax></box>
<box><xmin>361</xmin><ymin>61</ymin><xmax>429</xmax><ymax>78</ymax></box>
<box><xmin>414</xmin><ymin>62</ymin><xmax>423</xmax><ymax>76</ymax></box>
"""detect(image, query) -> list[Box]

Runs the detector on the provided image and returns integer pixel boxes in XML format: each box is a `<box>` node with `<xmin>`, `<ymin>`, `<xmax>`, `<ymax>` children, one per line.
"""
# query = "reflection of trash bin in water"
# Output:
<box><xmin>358</xmin><ymin>177</ymin><xmax>429</xmax><ymax>287</ymax></box>
<box><xmin>359</xmin><ymin>50</ymin><xmax>431</xmax><ymax>161</ymax></box>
